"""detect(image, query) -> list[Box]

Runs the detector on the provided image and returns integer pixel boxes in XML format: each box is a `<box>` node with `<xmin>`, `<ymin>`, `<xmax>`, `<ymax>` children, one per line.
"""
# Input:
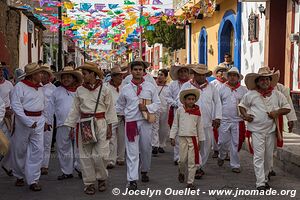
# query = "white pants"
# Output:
<box><xmin>42</xmin><ymin>127</ymin><xmax>53</xmax><ymax>168</ymax></box>
<box><xmin>116</xmin><ymin>117</ymin><xmax>125</xmax><ymax>162</ymax></box>
<box><xmin>56</xmin><ymin>126</ymin><xmax>74</xmax><ymax>174</ymax></box>
<box><xmin>200</xmin><ymin>127</ymin><xmax>213</xmax><ymax>168</ymax></box>
<box><xmin>12</xmin><ymin>116</ymin><xmax>44</xmax><ymax>185</ymax></box>
<box><xmin>251</xmin><ymin>131</ymin><xmax>275</xmax><ymax>187</ymax></box>
<box><xmin>151</xmin><ymin>112</ymin><xmax>160</xmax><ymax>147</ymax></box>
<box><xmin>78</xmin><ymin>118</ymin><xmax>109</xmax><ymax>186</ymax></box>
<box><xmin>125</xmin><ymin>120</ymin><xmax>152</xmax><ymax>181</ymax></box>
<box><xmin>0</xmin><ymin>120</ymin><xmax>12</xmax><ymax>169</ymax></box>
<box><xmin>109</xmin><ymin>122</ymin><xmax>118</xmax><ymax>165</ymax></box>
<box><xmin>218</xmin><ymin>122</ymin><xmax>240</xmax><ymax>168</ymax></box>
<box><xmin>178</xmin><ymin>136</ymin><xmax>199</xmax><ymax>184</ymax></box>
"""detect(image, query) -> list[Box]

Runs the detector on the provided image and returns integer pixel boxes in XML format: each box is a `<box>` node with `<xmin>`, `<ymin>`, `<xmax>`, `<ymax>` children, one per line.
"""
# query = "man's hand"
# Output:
<box><xmin>138</xmin><ymin>103</ymin><xmax>148</xmax><ymax>111</ymax></box>
<box><xmin>44</xmin><ymin>123</ymin><xmax>52</xmax><ymax>131</ymax></box>
<box><xmin>243</xmin><ymin>114</ymin><xmax>254</xmax><ymax>122</ymax></box>
<box><xmin>69</xmin><ymin>128</ymin><xmax>75</xmax><ymax>140</ymax></box>
<box><xmin>267</xmin><ymin>111</ymin><xmax>279</xmax><ymax>119</ymax></box>
<box><xmin>31</xmin><ymin>122</ymin><xmax>37</xmax><ymax>128</ymax></box>
<box><xmin>106</xmin><ymin>124</ymin><xmax>112</xmax><ymax>139</ymax></box>
<box><xmin>212</xmin><ymin>119</ymin><xmax>220</xmax><ymax>129</ymax></box>
<box><xmin>5</xmin><ymin>109</ymin><xmax>13</xmax><ymax>118</ymax></box>
<box><xmin>288</xmin><ymin>121</ymin><xmax>294</xmax><ymax>133</ymax></box>
<box><xmin>170</xmin><ymin>138</ymin><xmax>175</xmax><ymax>146</ymax></box>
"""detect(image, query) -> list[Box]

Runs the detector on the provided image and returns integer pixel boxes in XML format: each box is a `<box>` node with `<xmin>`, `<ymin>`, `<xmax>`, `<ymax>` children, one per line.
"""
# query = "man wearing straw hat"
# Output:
<box><xmin>39</xmin><ymin>65</ymin><xmax>56</xmax><ymax>176</ymax></box>
<box><xmin>65</xmin><ymin>62</ymin><xmax>117</xmax><ymax>195</ymax></box>
<box><xmin>106</xmin><ymin>64</ymin><xmax>127</xmax><ymax>168</ymax></box>
<box><xmin>210</xmin><ymin>65</ymin><xmax>229</xmax><ymax>159</ymax></box>
<box><xmin>217</xmin><ymin>67</ymin><xmax>248</xmax><ymax>173</ymax></box>
<box><xmin>47</xmin><ymin>66</ymin><xmax>83</xmax><ymax>180</ymax></box>
<box><xmin>116</xmin><ymin>60</ymin><xmax>160</xmax><ymax>190</ymax></box>
<box><xmin>10</xmin><ymin>63</ymin><xmax>46</xmax><ymax>191</ymax></box>
<box><xmin>0</xmin><ymin>63</ymin><xmax>14</xmax><ymax>176</ymax></box>
<box><xmin>179</xmin><ymin>64</ymin><xmax>222</xmax><ymax>178</ymax></box>
<box><xmin>166</xmin><ymin>64</ymin><xmax>191</xmax><ymax>165</ymax></box>
<box><xmin>238</xmin><ymin>68</ymin><xmax>290</xmax><ymax>190</ymax></box>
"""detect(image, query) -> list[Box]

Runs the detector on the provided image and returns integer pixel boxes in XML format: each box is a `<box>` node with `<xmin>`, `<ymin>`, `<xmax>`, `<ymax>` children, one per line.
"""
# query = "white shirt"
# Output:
<box><xmin>48</xmin><ymin>86</ymin><xmax>76</xmax><ymax>127</ymax></box>
<box><xmin>42</xmin><ymin>82</ymin><xmax>56</xmax><ymax>124</ymax></box>
<box><xmin>157</xmin><ymin>84</ymin><xmax>169</xmax><ymax>113</ymax></box>
<box><xmin>180</xmin><ymin>81</ymin><xmax>222</xmax><ymax>128</ymax></box>
<box><xmin>0</xmin><ymin>97</ymin><xmax>5</xmax><ymax>122</ymax></box>
<box><xmin>106</xmin><ymin>82</ymin><xmax>120</xmax><ymax>107</ymax></box>
<box><xmin>116</xmin><ymin>81</ymin><xmax>161</xmax><ymax>122</ymax></box>
<box><xmin>169</xmin><ymin>107</ymin><xmax>205</xmax><ymax>141</ymax></box>
<box><xmin>219</xmin><ymin>84</ymin><xmax>248</xmax><ymax>122</ymax></box>
<box><xmin>0</xmin><ymin>80</ymin><xmax>13</xmax><ymax>108</ymax></box>
<box><xmin>239</xmin><ymin>90</ymin><xmax>291</xmax><ymax>133</ymax></box>
<box><xmin>166</xmin><ymin>80</ymin><xmax>185</xmax><ymax>108</ymax></box>
<box><xmin>211</xmin><ymin>79</ymin><xmax>225</xmax><ymax>91</ymax></box>
<box><xmin>122</xmin><ymin>73</ymin><xmax>157</xmax><ymax>88</ymax></box>
<box><xmin>11</xmin><ymin>81</ymin><xmax>45</xmax><ymax>127</ymax></box>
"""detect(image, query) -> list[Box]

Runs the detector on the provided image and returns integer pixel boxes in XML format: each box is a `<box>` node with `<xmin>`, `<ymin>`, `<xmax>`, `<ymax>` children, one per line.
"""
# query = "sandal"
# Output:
<box><xmin>98</xmin><ymin>180</ymin><xmax>107</xmax><ymax>192</ymax></box>
<box><xmin>84</xmin><ymin>184</ymin><xmax>96</xmax><ymax>195</ymax></box>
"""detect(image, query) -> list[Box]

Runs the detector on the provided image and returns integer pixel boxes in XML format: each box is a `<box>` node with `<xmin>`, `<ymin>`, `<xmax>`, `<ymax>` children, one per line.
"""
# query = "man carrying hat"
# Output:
<box><xmin>238</xmin><ymin>68</ymin><xmax>290</xmax><ymax>190</ymax></box>
<box><xmin>210</xmin><ymin>65</ymin><xmax>229</xmax><ymax>158</ymax></box>
<box><xmin>179</xmin><ymin>64</ymin><xmax>222</xmax><ymax>178</ymax></box>
<box><xmin>116</xmin><ymin>60</ymin><xmax>160</xmax><ymax>191</ymax></box>
<box><xmin>106</xmin><ymin>65</ymin><xmax>127</xmax><ymax>168</ymax></box>
<box><xmin>11</xmin><ymin>63</ymin><xmax>46</xmax><ymax>191</ymax></box>
<box><xmin>47</xmin><ymin>66</ymin><xmax>83</xmax><ymax>180</ymax></box>
<box><xmin>217</xmin><ymin>67</ymin><xmax>248</xmax><ymax>173</ymax></box>
<box><xmin>0</xmin><ymin>63</ymin><xmax>14</xmax><ymax>176</ymax></box>
<box><xmin>39</xmin><ymin>65</ymin><xmax>56</xmax><ymax>176</ymax></box>
<box><xmin>166</xmin><ymin>65</ymin><xmax>191</xmax><ymax>165</ymax></box>
<box><xmin>64</xmin><ymin>62</ymin><xmax>117</xmax><ymax>195</ymax></box>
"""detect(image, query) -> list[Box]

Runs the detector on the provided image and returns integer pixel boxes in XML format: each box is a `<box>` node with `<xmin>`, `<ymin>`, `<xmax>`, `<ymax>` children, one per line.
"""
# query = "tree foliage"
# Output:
<box><xmin>143</xmin><ymin>21</ymin><xmax>185</xmax><ymax>51</ymax></box>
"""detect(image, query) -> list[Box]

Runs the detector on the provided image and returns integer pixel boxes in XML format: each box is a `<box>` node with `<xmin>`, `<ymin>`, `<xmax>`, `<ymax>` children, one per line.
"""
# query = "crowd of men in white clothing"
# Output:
<box><xmin>0</xmin><ymin>56</ymin><xmax>297</xmax><ymax>194</ymax></box>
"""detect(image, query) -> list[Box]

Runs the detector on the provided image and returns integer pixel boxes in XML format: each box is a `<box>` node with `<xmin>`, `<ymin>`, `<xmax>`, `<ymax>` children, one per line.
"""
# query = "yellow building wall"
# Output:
<box><xmin>191</xmin><ymin>0</ymin><xmax>237</xmax><ymax>70</ymax></box>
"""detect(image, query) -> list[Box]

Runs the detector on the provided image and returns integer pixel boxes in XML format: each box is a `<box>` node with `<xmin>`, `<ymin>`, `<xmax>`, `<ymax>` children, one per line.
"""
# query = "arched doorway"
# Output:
<box><xmin>198</xmin><ymin>27</ymin><xmax>207</xmax><ymax>64</ymax></box>
<box><xmin>219</xmin><ymin>21</ymin><xmax>234</xmax><ymax>62</ymax></box>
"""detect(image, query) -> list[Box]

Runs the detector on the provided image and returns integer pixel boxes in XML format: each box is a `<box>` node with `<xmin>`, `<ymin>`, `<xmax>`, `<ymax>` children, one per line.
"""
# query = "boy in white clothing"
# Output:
<box><xmin>170</xmin><ymin>88</ymin><xmax>205</xmax><ymax>190</ymax></box>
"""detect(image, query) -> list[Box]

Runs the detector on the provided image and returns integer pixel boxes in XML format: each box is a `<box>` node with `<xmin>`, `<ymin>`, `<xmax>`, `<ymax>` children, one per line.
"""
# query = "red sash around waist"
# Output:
<box><xmin>81</xmin><ymin>112</ymin><xmax>105</xmax><ymax>119</ymax></box>
<box><xmin>24</xmin><ymin>110</ymin><xmax>42</xmax><ymax>116</ymax></box>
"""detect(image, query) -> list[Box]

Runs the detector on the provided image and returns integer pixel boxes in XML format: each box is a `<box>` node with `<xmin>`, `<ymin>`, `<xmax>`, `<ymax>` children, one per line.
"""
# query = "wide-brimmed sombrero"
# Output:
<box><xmin>244</xmin><ymin>67</ymin><xmax>280</xmax><ymax>90</ymax></box>
<box><xmin>189</xmin><ymin>64</ymin><xmax>212</xmax><ymax>77</ymax></box>
<box><xmin>110</xmin><ymin>65</ymin><xmax>127</xmax><ymax>75</ymax></box>
<box><xmin>179</xmin><ymin>88</ymin><xmax>200</xmax><ymax>105</ymax></box>
<box><xmin>169</xmin><ymin>65</ymin><xmax>190</xmax><ymax>80</ymax></box>
<box><xmin>77</xmin><ymin>62</ymin><xmax>104</xmax><ymax>79</ymax></box>
<box><xmin>129</xmin><ymin>57</ymin><xmax>150</xmax><ymax>69</ymax></box>
<box><xmin>55</xmin><ymin>66</ymin><xmax>83</xmax><ymax>84</ymax></box>
<box><xmin>223</xmin><ymin>67</ymin><xmax>243</xmax><ymax>81</ymax></box>
<box><xmin>40</xmin><ymin>64</ymin><xmax>54</xmax><ymax>79</ymax></box>
<box><xmin>18</xmin><ymin>63</ymin><xmax>44</xmax><ymax>79</ymax></box>
<box><xmin>213</xmin><ymin>65</ymin><xmax>229</xmax><ymax>78</ymax></box>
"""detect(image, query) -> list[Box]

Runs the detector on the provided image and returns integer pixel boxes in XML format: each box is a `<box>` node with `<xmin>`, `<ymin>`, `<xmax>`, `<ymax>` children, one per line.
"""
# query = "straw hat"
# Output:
<box><xmin>189</xmin><ymin>64</ymin><xmax>212</xmax><ymax>77</ymax></box>
<box><xmin>213</xmin><ymin>65</ymin><xmax>229</xmax><ymax>78</ymax></box>
<box><xmin>129</xmin><ymin>57</ymin><xmax>150</xmax><ymax>69</ymax></box>
<box><xmin>169</xmin><ymin>65</ymin><xmax>190</xmax><ymax>80</ymax></box>
<box><xmin>77</xmin><ymin>62</ymin><xmax>104</xmax><ymax>79</ymax></box>
<box><xmin>223</xmin><ymin>67</ymin><xmax>243</xmax><ymax>81</ymax></box>
<box><xmin>55</xmin><ymin>66</ymin><xmax>83</xmax><ymax>84</ymax></box>
<box><xmin>121</xmin><ymin>62</ymin><xmax>129</xmax><ymax>71</ymax></box>
<box><xmin>244</xmin><ymin>67</ymin><xmax>280</xmax><ymax>90</ymax></box>
<box><xmin>18</xmin><ymin>63</ymin><xmax>43</xmax><ymax>79</ymax></box>
<box><xmin>179</xmin><ymin>88</ymin><xmax>200</xmax><ymax>105</ymax></box>
<box><xmin>40</xmin><ymin>64</ymin><xmax>54</xmax><ymax>79</ymax></box>
<box><xmin>111</xmin><ymin>65</ymin><xmax>127</xmax><ymax>75</ymax></box>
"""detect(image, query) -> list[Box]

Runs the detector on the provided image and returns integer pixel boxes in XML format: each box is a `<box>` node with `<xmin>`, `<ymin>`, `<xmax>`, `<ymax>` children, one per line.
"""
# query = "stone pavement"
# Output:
<box><xmin>0</xmin><ymin>146</ymin><xmax>299</xmax><ymax>200</ymax></box>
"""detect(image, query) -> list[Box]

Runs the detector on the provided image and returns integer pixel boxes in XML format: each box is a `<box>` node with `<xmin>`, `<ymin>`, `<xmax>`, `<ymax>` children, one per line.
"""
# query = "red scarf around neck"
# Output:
<box><xmin>0</xmin><ymin>78</ymin><xmax>5</xmax><ymax>84</ymax></box>
<box><xmin>191</xmin><ymin>80</ymin><xmax>208</xmax><ymax>90</ymax></box>
<box><xmin>21</xmin><ymin>79</ymin><xmax>41</xmax><ymax>90</ymax></box>
<box><xmin>109</xmin><ymin>80</ymin><xmax>120</xmax><ymax>93</ymax></box>
<box><xmin>216</xmin><ymin>77</ymin><xmax>226</xmax><ymax>83</ymax></box>
<box><xmin>131</xmin><ymin>78</ymin><xmax>145</xmax><ymax>96</ymax></box>
<box><xmin>178</xmin><ymin>78</ymin><xmax>189</xmax><ymax>84</ymax></box>
<box><xmin>184</xmin><ymin>105</ymin><xmax>201</xmax><ymax>116</ymax></box>
<box><xmin>225</xmin><ymin>81</ymin><xmax>241</xmax><ymax>91</ymax></box>
<box><xmin>82</xmin><ymin>79</ymin><xmax>102</xmax><ymax>91</ymax></box>
<box><xmin>257</xmin><ymin>86</ymin><xmax>274</xmax><ymax>97</ymax></box>
<box><xmin>156</xmin><ymin>81</ymin><xmax>167</xmax><ymax>87</ymax></box>
<box><xmin>62</xmin><ymin>85</ymin><xmax>78</xmax><ymax>92</ymax></box>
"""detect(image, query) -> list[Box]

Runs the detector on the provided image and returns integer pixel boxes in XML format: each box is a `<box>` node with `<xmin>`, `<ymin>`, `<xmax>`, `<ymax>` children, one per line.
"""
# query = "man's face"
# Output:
<box><xmin>131</xmin><ymin>65</ymin><xmax>144</xmax><ymax>79</ymax></box>
<box><xmin>193</xmin><ymin>73</ymin><xmax>206</xmax><ymax>84</ymax></box>
<box><xmin>257</xmin><ymin>76</ymin><xmax>271</xmax><ymax>90</ymax></box>
<box><xmin>111</xmin><ymin>73</ymin><xmax>123</xmax><ymax>86</ymax></box>
<box><xmin>157</xmin><ymin>71</ymin><xmax>166</xmax><ymax>83</ymax></box>
<box><xmin>82</xmin><ymin>70</ymin><xmax>95</xmax><ymax>83</ymax></box>
<box><xmin>61</xmin><ymin>74</ymin><xmax>75</xmax><ymax>87</ymax></box>
<box><xmin>227</xmin><ymin>73</ymin><xmax>239</xmax><ymax>85</ymax></box>
<box><xmin>41</xmin><ymin>71</ymin><xmax>50</xmax><ymax>84</ymax></box>
<box><xmin>184</xmin><ymin>95</ymin><xmax>196</xmax><ymax>108</ymax></box>
<box><xmin>216</xmin><ymin>69</ymin><xmax>227</xmax><ymax>79</ymax></box>
<box><xmin>178</xmin><ymin>68</ymin><xmax>189</xmax><ymax>80</ymax></box>
<box><xmin>224</xmin><ymin>55</ymin><xmax>232</xmax><ymax>63</ymax></box>
<box><xmin>32</xmin><ymin>72</ymin><xmax>42</xmax><ymax>83</ymax></box>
